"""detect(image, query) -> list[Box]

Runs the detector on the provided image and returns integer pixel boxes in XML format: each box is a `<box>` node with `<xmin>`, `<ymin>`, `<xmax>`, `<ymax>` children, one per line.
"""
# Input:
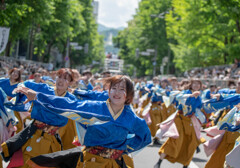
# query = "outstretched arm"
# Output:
<box><xmin>13</xmin><ymin>86</ymin><xmax>110</xmax><ymax>124</ymax></box>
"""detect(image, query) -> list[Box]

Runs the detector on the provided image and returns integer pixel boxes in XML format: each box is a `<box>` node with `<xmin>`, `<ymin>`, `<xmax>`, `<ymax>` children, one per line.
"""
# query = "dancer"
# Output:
<box><xmin>14</xmin><ymin>75</ymin><xmax>151</xmax><ymax>168</ymax></box>
<box><xmin>154</xmin><ymin>79</ymin><xmax>205</xmax><ymax>168</ymax></box>
<box><xmin>1</xmin><ymin>68</ymin><xmax>78</xmax><ymax>167</ymax></box>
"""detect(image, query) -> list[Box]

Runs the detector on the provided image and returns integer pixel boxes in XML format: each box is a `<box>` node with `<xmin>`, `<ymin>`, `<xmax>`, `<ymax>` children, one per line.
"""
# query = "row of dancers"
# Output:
<box><xmin>0</xmin><ymin>67</ymin><xmax>240</xmax><ymax>168</ymax></box>
<box><xmin>133</xmin><ymin>77</ymin><xmax>240</xmax><ymax>168</ymax></box>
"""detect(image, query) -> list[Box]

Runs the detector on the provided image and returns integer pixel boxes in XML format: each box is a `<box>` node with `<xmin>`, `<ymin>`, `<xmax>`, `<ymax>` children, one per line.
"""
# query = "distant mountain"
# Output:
<box><xmin>99</xmin><ymin>29</ymin><xmax>119</xmax><ymax>41</ymax></box>
<box><xmin>98</xmin><ymin>24</ymin><xmax>125</xmax><ymax>54</ymax></box>
<box><xmin>97</xmin><ymin>23</ymin><xmax>125</xmax><ymax>32</ymax></box>
<box><xmin>98</xmin><ymin>24</ymin><xmax>110</xmax><ymax>32</ymax></box>
<box><xmin>117</xmin><ymin>27</ymin><xmax>125</xmax><ymax>31</ymax></box>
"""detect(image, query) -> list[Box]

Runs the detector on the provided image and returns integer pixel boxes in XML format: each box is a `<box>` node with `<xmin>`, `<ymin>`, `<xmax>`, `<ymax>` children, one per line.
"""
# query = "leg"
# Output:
<box><xmin>153</xmin><ymin>137</ymin><xmax>162</xmax><ymax>146</ymax></box>
<box><xmin>196</xmin><ymin>146</ymin><xmax>200</xmax><ymax>153</ymax></box>
<box><xmin>153</xmin><ymin>153</ymin><xmax>166</xmax><ymax>168</ymax></box>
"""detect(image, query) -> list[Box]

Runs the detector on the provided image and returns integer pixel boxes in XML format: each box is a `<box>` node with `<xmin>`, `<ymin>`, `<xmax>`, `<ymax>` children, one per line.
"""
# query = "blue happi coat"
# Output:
<box><xmin>176</xmin><ymin>89</ymin><xmax>206</xmax><ymax>124</ymax></box>
<box><xmin>0</xmin><ymin>78</ymin><xmax>19</xmax><ymax>98</ymax></box>
<box><xmin>74</xmin><ymin>89</ymin><xmax>109</xmax><ymax>101</ymax></box>
<box><xmin>33</xmin><ymin>92</ymin><xmax>151</xmax><ymax>153</ymax></box>
<box><xmin>6</xmin><ymin>81</ymin><xmax>77</xmax><ymax>127</ymax></box>
<box><xmin>78</xmin><ymin>80</ymin><xmax>93</xmax><ymax>91</ymax></box>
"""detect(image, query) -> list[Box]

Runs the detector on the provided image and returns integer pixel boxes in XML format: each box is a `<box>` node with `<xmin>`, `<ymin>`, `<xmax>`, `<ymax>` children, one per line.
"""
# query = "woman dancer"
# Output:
<box><xmin>154</xmin><ymin>79</ymin><xmax>205</xmax><ymax>168</ymax></box>
<box><xmin>14</xmin><ymin>75</ymin><xmax>151</xmax><ymax>168</ymax></box>
<box><xmin>0</xmin><ymin>68</ymin><xmax>23</xmax><ymax>167</ymax></box>
<box><xmin>1</xmin><ymin>68</ymin><xmax>78</xmax><ymax>167</ymax></box>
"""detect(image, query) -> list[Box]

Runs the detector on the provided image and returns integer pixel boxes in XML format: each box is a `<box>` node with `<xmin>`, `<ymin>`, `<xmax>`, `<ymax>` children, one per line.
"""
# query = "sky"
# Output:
<box><xmin>97</xmin><ymin>0</ymin><xmax>139</xmax><ymax>28</ymax></box>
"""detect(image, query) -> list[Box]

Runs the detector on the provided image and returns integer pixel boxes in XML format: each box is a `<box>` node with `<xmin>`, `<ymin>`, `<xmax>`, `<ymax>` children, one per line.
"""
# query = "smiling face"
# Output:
<box><xmin>34</xmin><ymin>73</ymin><xmax>41</xmax><ymax>83</ymax></box>
<box><xmin>153</xmin><ymin>77</ymin><xmax>159</xmax><ymax>85</ymax></box>
<box><xmin>109</xmin><ymin>80</ymin><xmax>127</xmax><ymax>106</ymax></box>
<box><xmin>191</xmin><ymin>81</ymin><xmax>201</xmax><ymax>91</ymax></box>
<box><xmin>10</xmin><ymin>69</ymin><xmax>20</xmax><ymax>82</ymax></box>
<box><xmin>56</xmin><ymin>73</ymin><xmax>71</xmax><ymax>91</ymax></box>
<box><xmin>83</xmin><ymin>72</ymin><xmax>92</xmax><ymax>81</ymax></box>
<box><xmin>171</xmin><ymin>79</ymin><xmax>178</xmax><ymax>89</ymax></box>
<box><xmin>161</xmin><ymin>81</ymin><xmax>168</xmax><ymax>89</ymax></box>
<box><xmin>210</xmin><ymin>85</ymin><xmax>217</xmax><ymax>93</ymax></box>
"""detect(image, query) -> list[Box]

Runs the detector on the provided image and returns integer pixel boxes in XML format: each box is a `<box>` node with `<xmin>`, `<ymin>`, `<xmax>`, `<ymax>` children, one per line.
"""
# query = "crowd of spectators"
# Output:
<box><xmin>1</xmin><ymin>56</ymin><xmax>240</xmax><ymax>89</ymax></box>
<box><xmin>0</xmin><ymin>56</ymin><xmax>113</xmax><ymax>85</ymax></box>
<box><xmin>184</xmin><ymin>59</ymin><xmax>240</xmax><ymax>80</ymax></box>
<box><xmin>0</xmin><ymin>56</ymin><xmax>49</xmax><ymax>80</ymax></box>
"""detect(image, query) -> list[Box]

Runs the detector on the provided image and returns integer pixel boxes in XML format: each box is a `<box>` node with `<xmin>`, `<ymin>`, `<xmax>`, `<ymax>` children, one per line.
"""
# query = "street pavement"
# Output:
<box><xmin>3</xmin><ymin>133</ymin><xmax>211</xmax><ymax>168</ymax></box>
<box><xmin>134</xmin><ymin>133</ymin><xmax>210</xmax><ymax>168</ymax></box>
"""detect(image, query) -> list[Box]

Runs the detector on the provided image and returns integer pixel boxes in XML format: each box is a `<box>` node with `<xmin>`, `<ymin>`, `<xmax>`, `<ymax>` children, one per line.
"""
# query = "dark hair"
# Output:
<box><xmin>57</xmin><ymin>68</ymin><xmax>74</xmax><ymax>82</ymax></box>
<box><xmin>82</xmin><ymin>70</ymin><xmax>92</xmax><ymax>76</ymax></box>
<box><xmin>210</xmin><ymin>84</ymin><xmax>217</xmax><ymax>88</ymax></box>
<box><xmin>34</xmin><ymin>72</ymin><xmax>41</xmax><ymax>77</ymax></box>
<box><xmin>102</xmin><ymin>75</ymin><xmax>134</xmax><ymax>105</ymax></box>
<box><xmin>228</xmin><ymin>80</ymin><xmax>236</xmax><ymax>87</ymax></box>
<box><xmin>160</xmin><ymin>79</ymin><xmax>169</xmax><ymax>88</ymax></box>
<box><xmin>8</xmin><ymin>68</ymin><xmax>21</xmax><ymax>83</ymax></box>
<box><xmin>102</xmin><ymin>70</ymin><xmax>111</xmax><ymax>75</ymax></box>
<box><xmin>187</xmin><ymin>79</ymin><xmax>202</xmax><ymax>91</ymax></box>
<box><xmin>180</xmin><ymin>79</ymin><xmax>190</xmax><ymax>87</ymax></box>
<box><xmin>170</xmin><ymin>77</ymin><xmax>177</xmax><ymax>82</ymax></box>
<box><xmin>153</xmin><ymin>76</ymin><xmax>159</xmax><ymax>81</ymax></box>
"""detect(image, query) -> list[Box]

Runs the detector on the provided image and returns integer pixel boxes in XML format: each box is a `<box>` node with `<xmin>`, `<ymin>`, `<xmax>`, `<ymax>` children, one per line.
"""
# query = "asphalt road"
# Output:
<box><xmin>2</xmin><ymin>133</ymin><xmax>212</xmax><ymax>168</ymax></box>
<box><xmin>133</xmin><ymin>133</ymin><xmax>211</xmax><ymax>168</ymax></box>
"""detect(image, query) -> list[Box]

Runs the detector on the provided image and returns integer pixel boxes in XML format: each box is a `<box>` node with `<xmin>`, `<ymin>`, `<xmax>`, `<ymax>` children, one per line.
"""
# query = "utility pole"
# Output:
<box><xmin>153</xmin><ymin>45</ymin><xmax>157</xmax><ymax>77</ymax></box>
<box><xmin>167</xmin><ymin>45</ymin><xmax>170</xmax><ymax>74</ymax></box>
<box><xmin>15</xmin><ymin>40</ymin><xmax>19</xmax><ymax>58</ymax></box>
<box><xmin>26</xmin><ymin>28</ymin><xmax>31</xmax><ymax>59</ymax></box>
<box><xmin>65</xmin><ymin>37</ymin><xmax>70</xmax><ymax>68</ymax></box>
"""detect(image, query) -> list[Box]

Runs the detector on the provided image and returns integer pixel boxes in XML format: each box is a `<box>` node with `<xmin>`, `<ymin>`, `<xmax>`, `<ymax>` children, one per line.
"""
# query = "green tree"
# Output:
<box><xmin>166</xmin><ymin>0</ymin><xmax>240</xmax><ymax>72</ymax></box>
<box><xmin>116</xmin><ymin>0</ymin><xmax>240</xmax><ymax>75</ymax></box>
<box><xmin>69</xmin><ymin>0</ymin><xmax>105</xmax><ymax>69</ymax></box>
<box><xmin>0</xmin><ymin>0</ymin><xmax>55</xmax><ymax>56</ymax></box>
<box><xmin>114</xmin><ymin>0</ymin><xmax>172</xmax><ymax>77</ymax></box>
<box><xmin>1</xmin><ymin>0</ymin><xmax>105</xmax><ymax>69</ymax></box>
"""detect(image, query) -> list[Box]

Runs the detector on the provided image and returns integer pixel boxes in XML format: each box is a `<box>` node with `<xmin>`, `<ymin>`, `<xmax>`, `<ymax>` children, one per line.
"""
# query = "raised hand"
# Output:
<box><xmin>211</xmin><ymin>93</ymin><xmax>221</xmax><ymax>101</ymax></box>
<box><xmin>13</xmin><ymin>86</ymin><xmax>37</xmax><ymax>104</ymax></box>
<box><xmin>191</xmin><ymin>91</ymin><xmax>200</xmax><ymax>98</ymax></box>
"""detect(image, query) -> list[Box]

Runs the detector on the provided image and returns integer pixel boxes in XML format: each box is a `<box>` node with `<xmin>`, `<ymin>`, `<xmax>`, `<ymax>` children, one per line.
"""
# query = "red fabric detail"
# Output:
<box><xmin>7</xmin><ymin>149</ymin><xmax>24</xmax><ymax>168</ymax></box>
<box><xmin>7</xmin><ymin>96</ymin><xmax>12</xmax><ymax>101</ymax></box>
<box><xmin>29</xmin><ymin>75</ymin><xmax>34</xmax><ymax>79</ymax></box>
<box><xmin>206</xmin><ymin>133</ymin><xmax>214</xmax><ymax>138</ymax></box>
<box><xmin>72</xmin><ymin>139</ymin><xmax>81</xmax><ymax>146</ymax></box>
<box><xmin>34</xmin><ymin>121</ymin><xmax>59</xmax><ymax>135</ymax></box>
<box><xmin>86</xmin><ymin>146</ymin><xmax>124</xmax><ymax>160</ymax></box>
<box><xmin>178</xmin><ymin>110</ymin><xmax>183</xmax><ymax>114</ymax></box>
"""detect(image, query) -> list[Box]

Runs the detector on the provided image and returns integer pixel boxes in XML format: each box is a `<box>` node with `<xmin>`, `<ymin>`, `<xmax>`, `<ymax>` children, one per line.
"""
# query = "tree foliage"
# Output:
<box><xmin>115</xmin><ymin>0</ymin><xmax>240</xmax><ymax>76</ymax></box>
<box><xmin>1</xmin><ymin>0</ymin><xmax>104</xmax><ymax>68</ymax></box>
<box><xmin>114</xmin><ymin>0</ymin><xmax>172</xmax><ymax>77</ymax></box>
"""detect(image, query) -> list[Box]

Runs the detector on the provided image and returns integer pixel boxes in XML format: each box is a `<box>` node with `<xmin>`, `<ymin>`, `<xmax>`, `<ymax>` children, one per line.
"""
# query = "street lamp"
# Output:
<box><xmin>135</xmin><ymin>48</ymin><xmax>157</xmax><ymax>76</ymax></box>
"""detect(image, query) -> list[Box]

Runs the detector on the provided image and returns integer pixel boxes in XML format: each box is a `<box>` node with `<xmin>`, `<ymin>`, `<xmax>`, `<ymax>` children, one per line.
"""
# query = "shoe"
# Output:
<box><xmin>196</xmin><ymin>146</ymin><xmax>200</xmax><ymax>153</ymax></box>
<box><xmin>153</xmin><ymin>138</ymin><xmax>162</xmax><ymax>146</ymax></box>
<box><xmin>183</xmin><ymin>166</ymin><xmax>188</xmax><ymax>168</ymax></box>
<box><xmin>153</xmin><ymin>159</ymin><xmax>162</xmax><ymax>168</ymax></box>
